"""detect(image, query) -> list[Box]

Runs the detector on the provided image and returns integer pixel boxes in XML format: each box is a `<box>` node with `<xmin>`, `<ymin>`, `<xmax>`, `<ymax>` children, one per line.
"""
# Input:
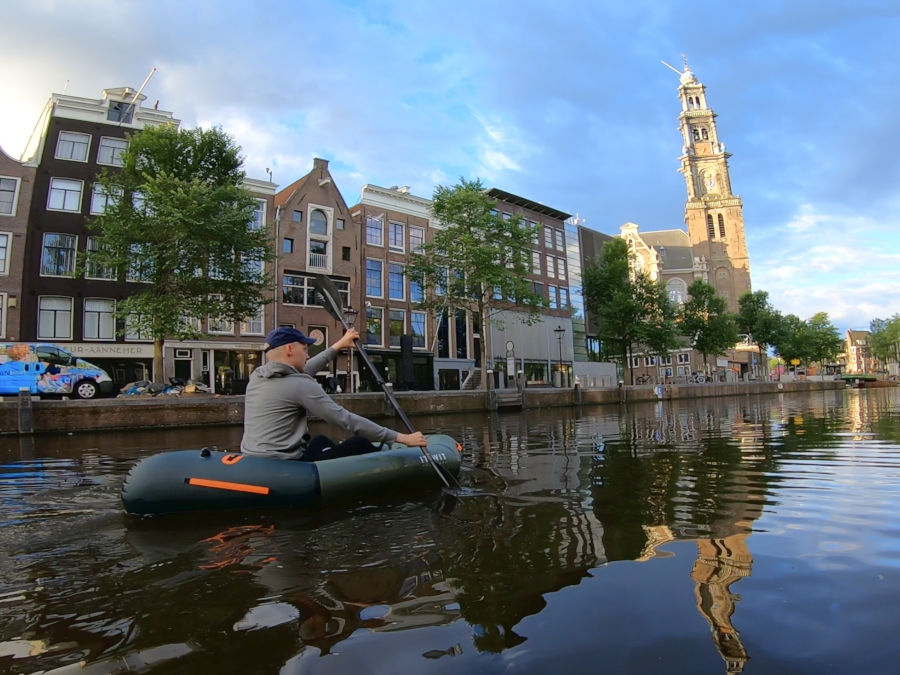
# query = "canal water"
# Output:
<box><xmin>1</xmin><ymin>388</ymin><xmax>899</xmax><ymax>674</ymax></box>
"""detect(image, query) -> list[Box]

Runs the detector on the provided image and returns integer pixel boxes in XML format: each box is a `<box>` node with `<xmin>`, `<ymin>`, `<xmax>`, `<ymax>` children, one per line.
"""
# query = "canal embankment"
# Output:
<box><xmin>0</xmin><ymin>379</ymin><xmax>853</xmax><ymax>435</ymax></box>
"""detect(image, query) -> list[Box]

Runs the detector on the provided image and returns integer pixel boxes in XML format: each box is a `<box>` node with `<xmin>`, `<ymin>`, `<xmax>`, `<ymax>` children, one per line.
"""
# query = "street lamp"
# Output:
<box><xmin>344</xmin><ymin>306</ymin><xmax>358</xmax><ymax>393</ymax></box>
<box><xmin>553</xmin><ymin>325</ymin><xmax>565</xmax><ymax>387</ymax></box>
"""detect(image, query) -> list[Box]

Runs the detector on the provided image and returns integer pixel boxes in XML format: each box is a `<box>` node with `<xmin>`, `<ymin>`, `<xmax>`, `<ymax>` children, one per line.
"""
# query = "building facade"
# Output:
<box><xmin>0</xmin><ymin>145</ymin><xmax>35</xmax><ymax>341</ymax></box>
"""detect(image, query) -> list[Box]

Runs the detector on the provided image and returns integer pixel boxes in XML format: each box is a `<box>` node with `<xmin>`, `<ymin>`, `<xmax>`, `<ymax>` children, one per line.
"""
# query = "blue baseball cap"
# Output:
<box><xmin>264</xmin><ymin>327</ymin><xmax>316</xmax><ymax>351</ymax></box>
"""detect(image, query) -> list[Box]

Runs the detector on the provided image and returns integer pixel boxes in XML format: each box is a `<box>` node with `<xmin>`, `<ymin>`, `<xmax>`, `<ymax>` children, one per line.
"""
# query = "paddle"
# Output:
<box><xmin>311</xmin><ymin>273</ymin><xmax>461</xmax><ymax>490</ymax></box>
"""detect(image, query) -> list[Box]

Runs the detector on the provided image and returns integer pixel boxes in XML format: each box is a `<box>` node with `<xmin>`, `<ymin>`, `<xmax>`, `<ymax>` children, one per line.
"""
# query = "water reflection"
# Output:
<box><xmin>1</xmin><ymin>388</ymin><xmax>899</xmax><ymax>673</ymax></box>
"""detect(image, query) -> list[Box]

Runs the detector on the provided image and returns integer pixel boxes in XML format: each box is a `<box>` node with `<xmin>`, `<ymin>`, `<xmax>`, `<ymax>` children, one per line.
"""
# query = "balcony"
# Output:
<box><xmin>308</xmin><ymin>251</ymin><xmax>328</xmax><ymax>269</ymax></box>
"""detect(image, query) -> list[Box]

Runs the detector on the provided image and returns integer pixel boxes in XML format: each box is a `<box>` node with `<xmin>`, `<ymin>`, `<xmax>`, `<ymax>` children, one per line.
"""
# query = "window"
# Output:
<box><xmin>533</xmin><ymin>281</ymin><xmax>544</xmax><ymax>299</ymax></box>
<box><xmin>559</xmin><ymin>287</ymin><xmax>569</xmax><ymax>309</ymax></box>
<box><xmin>342</xmin><ymin>246</ymin><xmax>350</xmax><ymax>261</ymax></box>
<box><xmin>90</xmin><ymin>183</ymin><xmax>121</xmax><ymax>215</ymax></box>
<box><xmin>389</xmin><ymin>222</ymin><xmax>405</xmax><ymax>252</ymax></box>
<box><xmin>644</xmin><ymin>356</ymin><xmax>658</xmax><ymax>366</ymax></box>
<box><xmin>631</xmin><ymin>356</ymin><xmax>641</xmax><ymax>367</ymax></box>
<box><xmin>706</xmin><ymin>214</ymin><xmax>715</xmax><ymax>239</ymax></box>
<box><xmin>544</xmin><ymin>226</ymin><xmax>553</xmax><ymax>248</ymax></box>
<box><xmin>409</xmin><ymin>276</ymin><xmax>424</xmax><ymax>303</ymax></box>
<box><xmin>126</xmin><ymin>243</ymin><xmax>152</xmax><ymax>282</ymax></box>
<box><xmin>554</xmin><ymin>228</ymin><xmax>565</xmax><ymax>251</ymax></box>
<box><xmin>250</xmin><ymin>200</ymin><xmax>266</xmax><ymax>231</ymax></box>
<box><xmin>717</xmin><ymin>214</ymin><xmax>726</xmax><ymax>238</ymax></box>
<box><xmin>336</xmin><ymin>218</ymin><xmax>345</xmax><ymax>230</ymax></box>
<box><xmin>240</xmin><ymin>306</ymin><xmax>265</xmax><ymax>335</ymax></box>
<box><xmin>411</xmin><ymin>311</ymin><xmax>426</xmax><ymax>348</ymax></box>
<box><xmin>366</xmin><ymin>306</ymin><xmax>383</xmax><ymax>345</ymax></box>
<box><xmin>38</xmin><ymin>296</ymin><xmax>73</xmax><ymax>339</ymax></box>
<box><xmin>0</xmin><ymin>233</ymin><xmax>9</xmax><ymax>275</ymax></box>
<box><xmin>292</xmin><ymin>210</ymin><xmax>302</xmax><ymax>223</ymax></box>
<box><xmin>366</xmin><ymin>259</ymin><xmax>383</xmax><ymax>297</ymax></box>
<box><xmin>97</xmin><ymin>137</ymin><xmax>127</xmax><ymax>166</ymax></box>
<box><xmin>667</xmin><ymin>278</ymin><xmax>687</xmax><ymax>305</ymax></box>
<box><xmin>434</xmin><ymin>266</ymin><xmax>448</xmax><ymax>296</ymax></box>
<box><xmin>389</xmin><ymin>309</ymin><xmax>405</xmax><ymax>347</ymax></box>
<box><xmin>530</xmin><ymin>221</ymin><xmax>539</xmax><ymax>245</ymax></box>
<box><xmin>0</xmin><ymin>177</ymin><xmax>18</xmax><ymax>215</ymax></box>
<box><xmin>389</xmin><ymin>263</ymin><xmax>405</xmax><ymax>300</ymax></box>
<box><xmin>283</xmin><ymin>238</ymin><xmax>293</xmax><ymax>253</ymax></box>
<box><xmin>532</xmin><ymin>251</ymin><xmax>541</xmax><ymax>274</ymax></box>
<box><xmin>309</xmin><ymin>208</ymin><xmax>327</xmax><ymax>235</ymax></box>
<box><xmin>366</xmin><ymin>215</ymin><xmax>383</xmax><ymax>246</ymax></box>
<box><xmin>660</xmin><ymin>355</ymin><xmax>673</xmax><ymax>366</ymax></box>
<box><xmin>308</xmin><ymin>240</ymin><xmax>328</xmax><ymax>268</ymax></box>
<box><xmin>208</xmin><ymin>296</ymin><xmax>234</xmax><ymax>334</ymax></box>
<box><xmin>48</xmin><ymin>178</ymin><xmax>83</xmax><ymax>212</ymax></box>
<box><xmin>548</xmin><ymin>284</ymin><xmax>558</xmax><ymax>309</ymax></box>
<box><xmin>55</xmin><ymin>131</ymin><xmax>90</xmax><ymax>162</ymax></box>
<box><xmin>125</xmin><ymin>314</ymin><xmax>153</xmax><ymax>341</ymax></box>
<box><xmin>107</xmin><ymin>101</ymin><xmax>134</xmax><ymax>123</ymax></box>
<box><xmin>40</xmin><ymin>233</ymin><xmax>77</xmax><ymax>276</ymax></box>
<box><xmin>283</xmin><ymin>274</ymin><xmax>316</xmax><ymax>305</ymax></box>
<box><xmin>557</xmin><ymin>257</ymin><xmax>566</xmax><ymax>279</ymax></box>
<box><xmin>85</xmin><ymin>236</ymin><xmax>115</xmax><ymax>280</ymax></box>
<box><xmin>84</xmin><ymin>298</ymin><xmax>115</xmax><ymax>340</ymax></box>
<box><xmin>547</xmin><ymin>255</ymin><xmax>556</xmax><ymax>278</ymax></box>
<box><xmin>410</xmin><ymin>226</ymin><xmax>425</xmax><ymax>253</ymax></box>
<box><xmin>677</xmin><ymin>353</ymin><xmax>690</xmax><ymax>364</ymax></box>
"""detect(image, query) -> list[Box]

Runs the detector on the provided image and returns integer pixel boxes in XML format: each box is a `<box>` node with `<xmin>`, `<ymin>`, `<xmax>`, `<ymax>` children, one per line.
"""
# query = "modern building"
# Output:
<box><xmin>0</xmin><ymin>144</ymin><xmax>35</xmax><ymax>340</ymax></box>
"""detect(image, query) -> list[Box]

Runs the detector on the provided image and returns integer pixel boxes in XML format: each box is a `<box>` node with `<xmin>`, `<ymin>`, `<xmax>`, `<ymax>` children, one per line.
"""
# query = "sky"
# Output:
<box><xmin>2</xmin><ymin>0</ymin><xmax>899</xmax><ymax>333</ymax></box>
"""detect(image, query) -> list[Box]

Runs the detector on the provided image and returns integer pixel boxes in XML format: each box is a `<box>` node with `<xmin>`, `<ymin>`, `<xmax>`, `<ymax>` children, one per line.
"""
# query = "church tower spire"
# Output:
<box><xmin>671</xmin><ymin>60</ymin><xmax>751</xmax><ymax>310</ymax></box>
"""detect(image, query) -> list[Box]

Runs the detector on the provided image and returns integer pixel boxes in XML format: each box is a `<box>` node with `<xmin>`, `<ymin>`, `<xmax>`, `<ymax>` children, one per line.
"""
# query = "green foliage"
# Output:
<box><xmin>407</xmin><ymin>177</ymin><xmax>543</xmax><ymax>388</ymax></box>
<box><xmin>870</xmin><ymin>315</ymin><xmax>900</xmax><ymax>364</ymax></box>
<box><xmin>582</xmin><ymin>238</ymin><xmax>678</xmax><ymax>382</ymax></box>
<box><xmin>771</xmin><ymin>312</ymin><xmax>842</xmax><ymax>366</ymax></box>
<box><xmin>88</xmin><ymin>124</ymin><xmax>273</xmax><ymax>377</ymax></box>
<box><xmin>678</xmin><ymin>280</ymin><xmax>738</xmax><ymax>367</ymax></box>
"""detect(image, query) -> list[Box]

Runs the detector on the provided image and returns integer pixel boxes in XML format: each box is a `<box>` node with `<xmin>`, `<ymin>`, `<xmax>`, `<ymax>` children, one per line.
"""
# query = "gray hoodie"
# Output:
<box><xmin>240</xmin><ymin>347</ymin><xmax>398</xmax><ymax>459</ymax></box>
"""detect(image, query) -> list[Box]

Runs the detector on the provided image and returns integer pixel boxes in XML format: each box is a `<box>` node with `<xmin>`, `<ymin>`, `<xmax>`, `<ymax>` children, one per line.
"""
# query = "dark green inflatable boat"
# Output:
<box><xmin>121</xmin><ymin>434</ymin><xmax>461</xmax><ymax>516</ymax></box>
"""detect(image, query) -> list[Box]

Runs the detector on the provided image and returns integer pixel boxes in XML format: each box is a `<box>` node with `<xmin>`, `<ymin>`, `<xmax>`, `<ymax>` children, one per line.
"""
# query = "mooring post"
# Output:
<box><xmin>18</xmin><ymin>387</ymin><xmax>34</xmax><ymax>434</ymax></box>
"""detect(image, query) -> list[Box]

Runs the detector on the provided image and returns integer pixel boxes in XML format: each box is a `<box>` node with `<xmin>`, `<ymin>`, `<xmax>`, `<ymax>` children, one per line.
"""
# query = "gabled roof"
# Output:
<box><xmin>638</xmin><ymin>229</ymin><xmax>693</xmax><ymax>270</ymax></box>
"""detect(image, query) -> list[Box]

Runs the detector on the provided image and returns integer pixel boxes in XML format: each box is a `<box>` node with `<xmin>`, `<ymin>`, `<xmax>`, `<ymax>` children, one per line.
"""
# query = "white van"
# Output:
<box><xmin>0</xmin><ymin>343</ymin><xmax>114</xmax><ymax>399</ymax></box>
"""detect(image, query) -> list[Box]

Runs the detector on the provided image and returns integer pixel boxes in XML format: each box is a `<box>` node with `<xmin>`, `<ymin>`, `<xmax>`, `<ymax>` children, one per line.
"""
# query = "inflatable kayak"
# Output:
<box><xmin>121</xmin><ymin>434</ymin><xmax>462</xmax><ymax>516</ymax></box>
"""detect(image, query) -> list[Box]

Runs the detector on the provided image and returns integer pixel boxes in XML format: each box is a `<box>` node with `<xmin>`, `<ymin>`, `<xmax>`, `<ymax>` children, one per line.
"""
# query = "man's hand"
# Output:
<box><xmin>332</xmin><ymin>328</ymin><xmax>360</xmax><ymax>352</ymax></box>
<box><xmin>396</xmin><ymin>431</ymin><xmax>428</xmax><ymax>447</ymax></box>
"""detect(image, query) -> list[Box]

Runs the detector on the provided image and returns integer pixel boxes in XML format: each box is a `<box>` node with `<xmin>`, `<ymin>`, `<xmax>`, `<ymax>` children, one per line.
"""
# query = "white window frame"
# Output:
<box><xmin>388</xmin><ymin>309</ymin><xmax>406</xmax><ymax>347</ymax></box>
<box><xmin>366</xmin><ymin>258</ymin><xmax>383</xmax><ymax>298</ymax></box>
<box><xmin>388</xmin><ymin>263</ymin><xmax>405</xmax><ymax>301</ymax></box>
<box><xmin>532</xmin><ymin>250</ymin><xmax>541</xmax><ymax>274</ymax></box>
<box><xmin>554</xmin><ymin>228</ymin><xmax>565</xmax><ymax>251</ymax></box>
<box><xmin>388</xmin><ymin>222</ymin><xmax>405</xmax><ymax>253</ymax></box>
<box><xmin>55</xmin><ymin>131</ymin><xmax>90</xmax><ymax>162</ymax></box>
<box><xmin>557</xmin><ymin>257</ymin><xmax>566</xmax><ymax>280</ymax></box>
<box><xmin>240</xmin><ymin>306</ymin><xmax>265</xmax><ymax>335</ymax></box>
<box><xmin>365</xmin><ymin>306</ymin><xmax>383</xmax><ymax>346</ymax></box>
<box><xmin>125</xmin><ymin>314</ymin><xmax>153</xmax><ymax>341</ymax></box>
<box><xmin>548</xmin><ymin>284</ymin><xmax>558</xmax><ymax>309</ymax></box>
<box><xmin>97</xmin><ymin>136</ymin><xmax>128</xmax><ymax>166</ymax></box>
<box><xmin>409</xmin><ymin>226</ymin><xmax>425</xmax><ymax>253</ymax></box>
<box><xmin>40</xmin><ymin>233</ymin><xmax>77</xmax><ymax>277</ymax></box>
<box><xmin>677</xmin><ymin>353</ymin><xmax>691</xmax><ymax>364</ymax></box>
<box><xmin>0</xmin><ymin>232</ymin><xmax>10</xmax><ymax>275</ymax></box>
<box><xmin>47</xmin><ymin>178</ymin><xmax>83</xmax><ymax>212</ymax></box>
<box><xmin>0</xmin><ymin>176</ymin><xmax>19</xmax><ymax>216</ymax></box>
<box><xmin>38</xmin><ymin>296</ymin><xmax>73</xmax><ymax>340</ymax></box>
<box><xmin>366</xmin><ymin>215</ymin><xmax>384</xmax><ymax>247</ymax></box>
<box><xmin>631</xmin><ymin>356</ymin><xmax>641</xmax><ymax>367</ymax></box>
<box><xmin>83</xmin><ymin>298</ymin><xmax>116</xmax><ymax>341</ymax></box>
<box><xmin>547</xmin><ymin>255</ymin><xmax>556</xmax><ymax>278</ymax></box>
<box><xmin>90</xmin><ymin>183</ymin><xmax>121</xmax><ymax>215</ymax></box>
<box><xmin>411</xmin><ymin>310</ymin><xmax>427</xmax><ymax>349</ymax></box>
<box><xmin>249</xmin><ymin>199</ymin><xmax>266</xmax><ymax>231</ymax></box>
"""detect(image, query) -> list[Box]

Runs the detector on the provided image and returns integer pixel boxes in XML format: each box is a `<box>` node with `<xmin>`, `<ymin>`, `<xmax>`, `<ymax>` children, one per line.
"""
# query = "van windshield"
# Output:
<box><xmin>35</xmin><ymin>346</ymin><xmax>75</xmax><ymax>367</ymax></box>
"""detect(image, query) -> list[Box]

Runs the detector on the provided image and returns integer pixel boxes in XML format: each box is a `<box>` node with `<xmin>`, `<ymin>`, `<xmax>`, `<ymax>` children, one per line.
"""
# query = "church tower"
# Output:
<box><xmin>673</xmin><ymin>61</ymin><xmax>751</xmax><ymax>311</ymax></box>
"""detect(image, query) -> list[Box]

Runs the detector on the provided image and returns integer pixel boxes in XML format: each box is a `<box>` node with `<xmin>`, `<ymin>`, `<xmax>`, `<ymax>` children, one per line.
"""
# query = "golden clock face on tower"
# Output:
<box><xmin>695</xmin><ymin>142</ymin><xmax>711</xmax><ymax>156</ymax></box>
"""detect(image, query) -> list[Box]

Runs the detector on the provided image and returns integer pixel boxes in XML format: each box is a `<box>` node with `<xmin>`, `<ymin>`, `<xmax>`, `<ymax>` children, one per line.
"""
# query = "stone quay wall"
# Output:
<box><xmin>0</xmin><ymin>380</ymin><xmax>849</xmax><ymax>435</ymax></box>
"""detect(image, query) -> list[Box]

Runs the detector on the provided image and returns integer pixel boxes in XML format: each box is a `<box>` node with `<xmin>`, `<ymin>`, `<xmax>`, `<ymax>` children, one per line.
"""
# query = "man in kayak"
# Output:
<box><xmin>241</xmin><ymin>326</ymin><xmax>427</xmax><ymax>460</ymax></box>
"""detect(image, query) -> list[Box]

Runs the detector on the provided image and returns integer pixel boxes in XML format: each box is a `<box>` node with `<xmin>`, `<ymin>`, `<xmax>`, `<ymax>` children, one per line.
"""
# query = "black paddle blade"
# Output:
<box><xmin>311</xmin><ymin>274</ymin><xmax>348</xmax><ymax>326</ymax></box>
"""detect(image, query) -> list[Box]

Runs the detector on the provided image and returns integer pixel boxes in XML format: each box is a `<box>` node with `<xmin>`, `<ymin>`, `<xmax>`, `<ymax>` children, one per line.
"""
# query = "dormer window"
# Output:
<box><xmin>107</xmin><ymin>101</ymin><xmax>134</xmax><ymax>123</ymax></box>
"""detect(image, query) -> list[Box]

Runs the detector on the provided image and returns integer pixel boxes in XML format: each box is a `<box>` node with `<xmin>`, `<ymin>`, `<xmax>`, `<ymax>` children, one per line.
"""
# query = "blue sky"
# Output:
<box><xmin>3</xmin><ymin>0</ymin><xmax>899</xmax><ymax>333</ymax></box>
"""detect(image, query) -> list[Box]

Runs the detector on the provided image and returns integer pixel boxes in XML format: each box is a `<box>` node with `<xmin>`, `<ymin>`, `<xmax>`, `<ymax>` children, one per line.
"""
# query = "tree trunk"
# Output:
<box><xmin>153</xmin><ymin>338</ymin><xmax>164</xmax><ymax>383</ymax></box>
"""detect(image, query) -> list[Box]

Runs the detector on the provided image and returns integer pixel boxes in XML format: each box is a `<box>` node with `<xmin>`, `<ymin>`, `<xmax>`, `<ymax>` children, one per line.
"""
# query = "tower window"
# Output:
<box><xmin>706</xmin><ymin>215</ymin><xmax>715</xmax><ymax>239</ymax></box>
<box><xmin>701</xmin><ymin>128</ymin><xmax>709</xmax><ymax>140</ymax></box>
<box><xmin>717</xmin><ymin>214</ymin><xmax>726</xmax><ymax>238</ymax></box>
<box><xmin>693</xmin><ymin>129</ymin><xmax>700</xmax><ymax>141</ymax></box>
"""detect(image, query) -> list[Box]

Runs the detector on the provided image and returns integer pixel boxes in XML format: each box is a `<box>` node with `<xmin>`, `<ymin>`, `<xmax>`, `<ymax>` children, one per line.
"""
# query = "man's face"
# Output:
<box><xmin>286</xmin><ymin>341</ymin><xmax>309</xmax><ymax>370</ymax></box>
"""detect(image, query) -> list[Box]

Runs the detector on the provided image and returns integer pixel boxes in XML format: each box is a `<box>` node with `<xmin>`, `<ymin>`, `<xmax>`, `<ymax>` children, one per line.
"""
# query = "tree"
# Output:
<box><xmin>678</xmin><ymin>280</ymin><xmax>738</xmax><ymax>374</ymax></box>
<box><xmin>737</xmin><ymin>290</ymin><xmax>782</xmax><ymax>378</ymax></box>
<box><xmin>805</xmin><ymin>312</ymin><xmax>844</xmax><ymax>367</ymax></box>
<box><xmin>407</xmin><ymin>178</ymin><xmax>543</xmax><ymax>390</ymax></box>
<box><xmin>582</xmin><ymin>238</ymin><xmax>679</xmax><ymax>384</ymax></box>
<box><xmin>88</xmin><ymin>124</ymin><xmax>273</xmax><ymax>380</ymax></box>
<box><xmin>870</xmin><ymin>315</ymin><xmax>900</xmax><ymax>368</ymax></box>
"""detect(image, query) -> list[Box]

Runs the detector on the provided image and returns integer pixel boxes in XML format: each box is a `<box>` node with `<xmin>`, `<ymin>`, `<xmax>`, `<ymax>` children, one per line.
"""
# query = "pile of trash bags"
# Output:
<box><xmin>118</xmin><ymin>377</ymin><xmax>213</xmax><ymax>397</ymax></box>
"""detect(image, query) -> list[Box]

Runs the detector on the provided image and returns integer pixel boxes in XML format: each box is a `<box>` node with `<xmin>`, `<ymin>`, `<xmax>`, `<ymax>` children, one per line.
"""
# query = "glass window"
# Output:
<box><xmin>40</xmin><ymin>233</ymin><xmax>77</xmax><ymax>276</ymax></box>
<box><xmin>548</xmin><ymin>284</ymin><xmax>558</xmax><ymax>309</ymax></box>
<box><xmin>97</xmin><ymin>137</ymin><xmax>127</xmax><ymax>166</ymax></box>
<box><xmin>55</xmin><ymin>131</ymin><xmax>90</xmax><ymax>162</ymax></box>
<box><xmin>366</xmin><ymin>216</ymin><xmax>383</xmax><ymax>246</ymax></box>
<box><xmin>389</xmin><ymin>263</ymin><xmax>405</xmax><ymax>300</ymax></box>
<box><xmin>409</xmin><ymin>276</ymin><xmax>423</xmax><ymax>303</ymax></box>
<box><xmin>366</xmin><ymin>306</ymin><xmax>383</xmax><ymax>345</ymax></box>
<box><xmin>85</xmin><ymin>236</ymin><xmax>115</xmax><ymax>280</ymax></box>
<box><xmin>544</xmin><ymin>226</ymin><xmax>553</xmax><ymax>248</ymax></box>
<box><xmin>409</xmin><ymin>226</ymin><xmax>425</xmax><ymax>253</ymax></box>
<box><xmin>554</xmin><ymin>228</ymin><xmax>565</xmax><ymax>251</ymax></box>
<box><xmin>38</xmin><ymin>296</ymin><xmax>73</xmax><ymax>339</ymax></box>
<box><xmin>240</xmin><ymin>306</ymin><xmax>265</xmax><ymax>335</ymax></box>
<box><xmin>532</xmin><ymin>250</ymin><xmax>541</xmax><ymax>274</ymax></box>
<box><xmin>107</xmin><ymin>101</ymin><xmax>134</xmax><ymax>123</ymax></box>
<box><xmin>283</xmin><ymin>238</ymin><xmax>293</xmax><ymax>253</ymax></box>
<box><xmin>126</xmin><ymin>243</ymin><xmax>152</xmax><ymax>282</ymax></box>
<box><xmin>560</xmin><ymin>287</ymin><xmax>569</xmax><ymax>309</ymax></box>
<box><xmin>249</xmin><ymin>200</ymin><xmax>266</xmax><ymax>231</ymax></box>
<box><xmin>0</xmin><ymin>233</ymin><xmax>9</xmax><ymax>275</ymax></box>
<box><xmin>283</xmin><ymin>274</ymin><xmax>315</xmax><ymax>306</ymax></box>
<box><xmin>336</xmin><ymin>218</ymin><xmax>345</xmax><ymax>230</ymax></box>
<box><xmin>48</xmin><ymin>178</ymin><xmax>83</xmax><ymax>212</ymax></box>
<box><xmin>90</xmin><ymin>183</ymin><xmax>121</xmax><ymax>215</ymax></box>
<box><xmin>208</xmin><ymin>296</ymin><xmax>234</xmax><ymax>334</ymax></box>
<box><xmin>84</xmin><ymin>298</ymin><xmax>115</xmax><ymax>340</ymax></box>
<box><xmin>308</xmin><ymin>240</ymin><xmax>328</xmax><ymax>268</ymax></box>
<box><xmin>557</xmin><ymin>257</ymin><xmax>566</xmax><ymax>279</ymax></box>
<box><xmin>547</xmin><ymin>255</ymin><xmax>556</xmax><ymax>278</ymax></box>
<box><xmin>533</xmin><ymin>281</ymin><xmax>544</xmax><ymax>299</ymax></box>
<box><xmin>309</xmin><ymin>208</ymin><xmax>327</xmax><ymax>235</ymax></box>
<box><xmin>125</xmin><ymin>314</ymin><xmax>153</xmax><ymax>341</ymax></box>
<box><xmin>366</xmin><ymin>259</ymin><xmax>383</xmax><ymax>297</ymax></box>
<box><xmin>389</xmin><ymin>222</ymin><xmax>405</xmax><ymax>252</ymax></box>
<box><xmin>0</xmin><ymin>177</ymin><xmax>18</xmax><ymax>215</ymax></box>
<box><xmin>292</xmin><ymin>210</ymin><xmax>302</xmax><ymax>222</ymax></box>
<box><xmin>389</xmin><ymin>309</ymin><xmax>405</xmax><ymax>347</ymax></box>
<box><xmin>411</xmin><ymin>311</ymin><xmax>426</xmax><ymax>348</ymax></box>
